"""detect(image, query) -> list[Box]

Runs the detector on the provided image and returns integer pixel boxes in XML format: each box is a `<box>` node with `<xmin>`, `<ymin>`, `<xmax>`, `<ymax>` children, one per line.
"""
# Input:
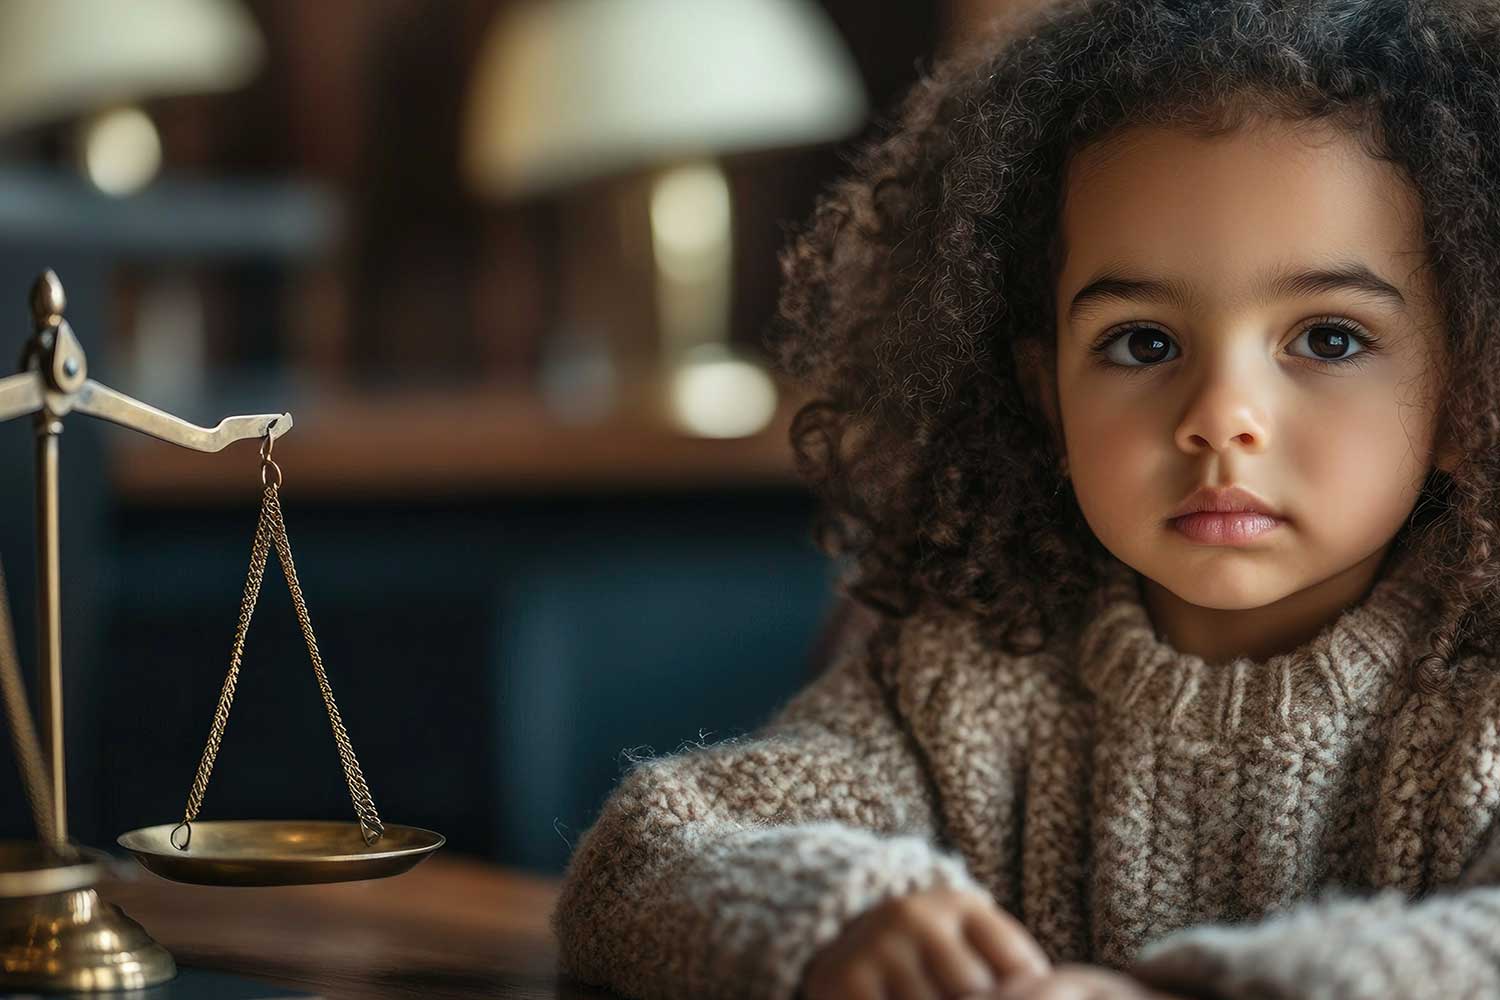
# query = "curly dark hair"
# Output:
<box><xmin>764</xmin><ymin>0</ymin><xmax>1500</xmax><ymax>692</ymax></box>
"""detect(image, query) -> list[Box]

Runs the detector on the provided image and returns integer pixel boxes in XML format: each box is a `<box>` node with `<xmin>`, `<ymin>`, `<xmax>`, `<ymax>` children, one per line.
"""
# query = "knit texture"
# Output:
<box><xmin>552</xmin><ymin>542</ymin><xmax>1500</xmax><ymax>1000</ymax></box>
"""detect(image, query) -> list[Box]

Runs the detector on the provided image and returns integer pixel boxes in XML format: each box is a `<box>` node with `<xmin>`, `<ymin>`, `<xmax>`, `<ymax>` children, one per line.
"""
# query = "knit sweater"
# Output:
<box><xmin>552</xmin><ymin>542</ymin><xmax>1500</xmax><ymax>1000</ymax></box>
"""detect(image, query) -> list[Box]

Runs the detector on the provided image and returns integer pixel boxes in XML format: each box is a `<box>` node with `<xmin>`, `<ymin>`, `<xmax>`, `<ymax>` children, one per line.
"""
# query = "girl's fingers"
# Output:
<box><xmin>883</xmin><ymin>937</ymin><xmax>943</xmax><ymax>1000</ymax></box>
<box><xmin>918</xmin><ymin>932</ymin><xmax>997</xmax><ymax>997</ymax></box>
<box><xmin>994</xmin><ymin>965</ymin><xmax>1154</xmax><ymax>1000</ymax></box>
<box><xmin>845</xmin><ymin>962</ymin><xmax>887</xmax><ymax>1000</ymax></box>
<box><xmin>990</xmin><ymin>972</ymin><xmax>1073</xmax><ymax>1000</ymax></box>
<box><xmin>963</xmin><ymin>908</ymin><xmax>1051</xmax><ymax>980</ymax></box>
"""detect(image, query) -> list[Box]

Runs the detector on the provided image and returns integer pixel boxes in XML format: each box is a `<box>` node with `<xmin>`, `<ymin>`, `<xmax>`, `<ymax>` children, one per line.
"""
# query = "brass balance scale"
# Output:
<box><xmin>0</xmin><ymin>270</ymin><xmax>445</xmax><ymax>992</ymax></box>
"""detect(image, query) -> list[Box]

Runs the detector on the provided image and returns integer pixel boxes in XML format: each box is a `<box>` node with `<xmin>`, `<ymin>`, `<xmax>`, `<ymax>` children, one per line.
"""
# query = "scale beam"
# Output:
<box><xmin>72</xmin><ymin>381</ymin><xmax>291</xmax><ymax>453</ymax></box>
<box><xmin>0</xmin><ymin>371</ymin><xmax>291</xmax><ymax>449</ymax></box>
<box><xmin>3</xmin><ymin>269</ymin><xmax>291</xmax><ymax>450</ymax></box>
<box><xmin>0</xmin><ymin>372</ymin><xmax>42</xmax><ymax>424</ymax></box>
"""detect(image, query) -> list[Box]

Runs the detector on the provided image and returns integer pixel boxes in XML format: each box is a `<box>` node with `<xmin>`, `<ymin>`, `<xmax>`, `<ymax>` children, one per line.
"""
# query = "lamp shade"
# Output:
<box><xmin>0</xmin><ymin>0</ymin><xmax>263</xmax><ymax>134</ymax></box>
<box><xmin>462</xmin><ymin>0</ymin><xmax>868</xmax><ymax>199</ymax></box>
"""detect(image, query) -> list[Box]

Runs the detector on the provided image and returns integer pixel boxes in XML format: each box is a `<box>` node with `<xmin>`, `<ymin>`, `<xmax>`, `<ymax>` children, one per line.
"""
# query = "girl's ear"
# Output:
<box><xmin>1013</xmin><ymin>337</ymin><xmax>1068</xmax><ymax>465</ymax></box>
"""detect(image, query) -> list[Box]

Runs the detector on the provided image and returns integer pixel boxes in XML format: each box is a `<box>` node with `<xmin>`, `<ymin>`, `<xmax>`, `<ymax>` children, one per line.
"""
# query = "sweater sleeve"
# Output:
<box><xmin>1128</xmin><ymin>819</ymin><xmax>1500</xmax><ymax>1000</ymax></box>
<box><xmin>549</xmin><ymin>618</ymin><xmax>984</xmax><ymax>1000</ymax></box>
<box><xmin>1127</xmin><ymin>885</ymin><xmax>1500</xmax><ymax>1000</ymax></box>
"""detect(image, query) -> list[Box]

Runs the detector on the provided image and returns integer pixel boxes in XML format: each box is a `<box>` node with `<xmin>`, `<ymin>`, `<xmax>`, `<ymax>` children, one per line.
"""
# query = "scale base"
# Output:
<box><xmin>0</xmin><ymin>887</ymin><xmax>176</xmax><ymax>992</ymax></box>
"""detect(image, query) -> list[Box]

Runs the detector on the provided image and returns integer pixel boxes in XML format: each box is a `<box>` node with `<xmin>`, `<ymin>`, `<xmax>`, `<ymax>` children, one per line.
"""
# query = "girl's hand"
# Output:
<box><xmin>799</xmin><ymin>886</ymin><xmax>1051</xmax><ymax>1000</ymax></box>
<box><xmin>987</xmin><ymin>964</ymin><xmax>1199</xmax><ymax>1000</ymax></box>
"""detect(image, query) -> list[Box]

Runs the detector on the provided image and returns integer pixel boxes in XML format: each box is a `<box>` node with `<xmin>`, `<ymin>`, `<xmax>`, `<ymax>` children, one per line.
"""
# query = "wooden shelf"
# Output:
<box><xmin>0</xmin><ymin>167</ymin><xmax>339</xmax><ymax>258</ymax></box>
<box><xmin>108</xmin><ymin>379</ymin><xmax>810</xmax><ymax>503</ymax></box>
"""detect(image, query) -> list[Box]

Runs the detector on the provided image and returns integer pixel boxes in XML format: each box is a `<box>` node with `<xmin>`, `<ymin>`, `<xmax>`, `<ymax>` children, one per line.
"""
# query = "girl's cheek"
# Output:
<box><xmin>1064</xmin><ymin>407</ymin><xmax>1166</xmax><ymax>544</ymax></box>
<box><xmin>1294</xmin><ymin>393</ymin><xmax>1430</xmax><ymax>540</ymax></box>
<box><xmin>1063</xmin><ymin>388</ymin><xmax>1159</xmax><ymax>482</ymax></box>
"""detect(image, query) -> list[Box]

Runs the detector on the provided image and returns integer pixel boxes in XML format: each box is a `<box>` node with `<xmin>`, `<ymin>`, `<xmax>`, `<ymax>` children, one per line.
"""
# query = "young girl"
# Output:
<box><xmin>552</xmin><ymin>1</ymin><xmax>1500</xmax><ymax>997</ymax></box>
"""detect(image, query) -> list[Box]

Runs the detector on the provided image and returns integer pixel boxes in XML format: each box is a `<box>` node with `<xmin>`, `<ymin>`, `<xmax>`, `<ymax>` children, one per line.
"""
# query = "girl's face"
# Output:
<box><xmin>1048</xmin><ymin>117</ymin><xmax>1453</xmax><ymax>657</ymax></box>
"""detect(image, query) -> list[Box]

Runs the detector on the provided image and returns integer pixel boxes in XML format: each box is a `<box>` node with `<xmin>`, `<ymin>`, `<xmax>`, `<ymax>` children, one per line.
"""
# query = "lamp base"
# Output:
<box><xmin>0</xmin><ymin>887</ymin><xmax>176</xmax><ymax>992</ymax></box>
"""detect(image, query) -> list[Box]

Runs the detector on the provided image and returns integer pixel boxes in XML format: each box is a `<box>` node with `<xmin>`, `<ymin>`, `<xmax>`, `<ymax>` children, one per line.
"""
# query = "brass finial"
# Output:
<box><xmin>30</xmin><ymin>270</ymin><xmax>65</xmax><ymax>330</ymax></box>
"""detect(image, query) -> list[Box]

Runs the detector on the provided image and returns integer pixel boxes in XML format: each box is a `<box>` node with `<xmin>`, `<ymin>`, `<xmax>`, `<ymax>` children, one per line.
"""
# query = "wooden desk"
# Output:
<box><xmin>97</xmin><ymin>853</ymin><xmax>622</xmax><ymax>1000</ymax></box>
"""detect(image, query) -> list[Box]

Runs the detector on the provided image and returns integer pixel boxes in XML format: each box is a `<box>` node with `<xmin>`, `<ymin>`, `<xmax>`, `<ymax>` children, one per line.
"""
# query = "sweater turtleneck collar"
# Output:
<box><xmin>1074</xmin><ymin>541</ymin><xmax>1441</xmax><ymax>737</ymax></box>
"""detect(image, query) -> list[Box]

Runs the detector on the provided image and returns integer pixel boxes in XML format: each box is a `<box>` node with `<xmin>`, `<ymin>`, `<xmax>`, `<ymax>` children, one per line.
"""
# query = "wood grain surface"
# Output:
<box><xmin>97</xmin><ymin>853</ymin><xmax>623</xmax><ymax>1000</ymax></box>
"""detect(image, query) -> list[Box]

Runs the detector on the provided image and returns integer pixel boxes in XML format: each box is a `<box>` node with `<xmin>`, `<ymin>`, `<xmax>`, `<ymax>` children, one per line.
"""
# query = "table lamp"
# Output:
<box><xmin>462</xmin><ymin>0</ymin><xmax>867</xmax><ymax>438</ymax></box>
<box><xmin>0</xmin><ymin>0</ymin><xmax>263</xmax><ymax>194</ymax></box>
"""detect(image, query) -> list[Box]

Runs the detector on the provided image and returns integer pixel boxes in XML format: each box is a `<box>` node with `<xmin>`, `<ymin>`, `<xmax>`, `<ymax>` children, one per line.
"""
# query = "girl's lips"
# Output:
<box><xmin>1170</xmin><ymin>511</ymin><xmax>1283</xmax><ymax>545</ymax></box>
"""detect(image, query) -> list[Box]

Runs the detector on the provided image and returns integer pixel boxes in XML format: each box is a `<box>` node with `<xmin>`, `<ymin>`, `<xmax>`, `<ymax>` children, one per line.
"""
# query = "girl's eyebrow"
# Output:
<box><xmin>1066</xmin><ymin>260</ymin><xmax>1408</xmax><ymax>324</ymax></box>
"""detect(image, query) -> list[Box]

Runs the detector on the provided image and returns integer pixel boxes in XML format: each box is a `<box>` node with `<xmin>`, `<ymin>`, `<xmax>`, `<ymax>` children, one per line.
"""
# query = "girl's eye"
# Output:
<box><xmin>1288</xmin><ymin>321</ymin><xmax>1372</xmax><ymax>363</ymax></box>
<box><xmin>1089</xmin><ymin>317</ymin><xmax>1382</xmax><ymax>371</ymax></box>
<box><xmin>1094</xmin><ymin>326</ymin><xmax>1177</xmax><ymax>367</ymax></box>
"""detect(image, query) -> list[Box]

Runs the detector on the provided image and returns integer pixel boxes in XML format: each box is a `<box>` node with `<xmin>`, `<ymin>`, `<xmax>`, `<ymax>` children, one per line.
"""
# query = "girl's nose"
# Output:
<box><xmin>1173</xmin><ymin>367</ymin><xmax>1272</xmax><ymax>457</ymax></box>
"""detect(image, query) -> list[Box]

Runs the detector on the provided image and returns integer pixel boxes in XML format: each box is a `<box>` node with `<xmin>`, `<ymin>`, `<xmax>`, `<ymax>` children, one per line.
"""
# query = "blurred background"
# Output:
<box><xmin>0</xmin><ymin>0</ymin><xmax>1004</xmax><ymax>875</ymax></box>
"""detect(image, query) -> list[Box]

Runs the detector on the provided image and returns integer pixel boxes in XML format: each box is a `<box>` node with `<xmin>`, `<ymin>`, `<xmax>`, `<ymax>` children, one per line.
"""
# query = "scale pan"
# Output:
<box><xmin>0</xmin><ymin>841</ymin><xmax>107</xmax><ymax>897</ymax></box>
<box><xmin>117</xmin><ymin>820</ymin><xmax>445</xmax><ymax>887</ymax></box>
